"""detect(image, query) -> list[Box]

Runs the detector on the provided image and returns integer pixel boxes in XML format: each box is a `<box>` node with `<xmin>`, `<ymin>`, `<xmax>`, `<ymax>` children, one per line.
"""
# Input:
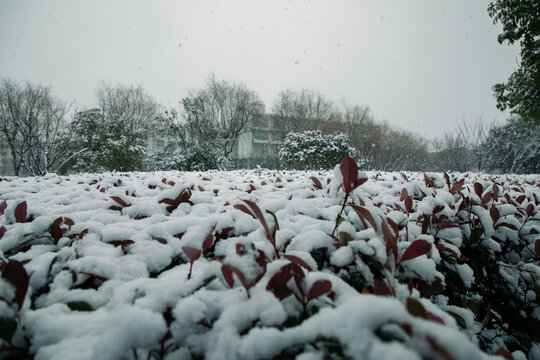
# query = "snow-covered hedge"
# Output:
<box><xmin>279</xmin><ymin>130</ymin><xmax>359</xmax><ymax>169</ymax></box>
<box><xmin>0</xmin><ymin>158</ymin><xmax>539</xmax><ymax>360</ymax></box>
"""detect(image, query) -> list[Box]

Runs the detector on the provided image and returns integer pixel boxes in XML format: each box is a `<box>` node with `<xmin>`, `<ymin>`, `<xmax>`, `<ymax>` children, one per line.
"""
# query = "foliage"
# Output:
<box><xmin>271</xmin><ymin>89</ymin><xmax>341</xmax><ymax>133</ymax></box>
<box><xmin>96</xmin><ymin>83</ymin><xmax>159</xmax><ymax>132</ymax></box>
<box><xmin>182</xmin><ymin>74</ymin><xmax>265</xmax><ymax>158</ymax></box>
<box><xmin>151</xmin><ymin>141</ymin><xmax>231</xmax><ymax>172</ymax></box>
<box><xmin>0</xmin><ymin>159</ymin><xmax>539</xmax><ymax>359</ymax></box>
<box><xmin>279</xmin><ymin>130</ymin><xmax>358</xmax><ymax>169</ymax></box>
<box><xmin>482</xmin><ymin>116</ymin><xmax>540</xmax><ymax>173</ymax></box>
<box><xmin>148</xmin><ymin>108</ymin><xmax>231</xmax><ymax>171</ymax></box>
<box><xmin>65</xmin><ymin>108</ymin><xmax>147</xmax><ymax>172</ymax></box>
<box><xmin>488</xmin><ymin>0</ymin><xmax>540</xmax><ymax>124</ymax></box>
<box><xmin>0</xmin><ymin>79</ymin><xmax>70</xmax><ymax>176</ymax></box>
<box><xmin>339</xmin><ymin>104</ymin><xmax>428</xmax><ymax>171</ymax></box>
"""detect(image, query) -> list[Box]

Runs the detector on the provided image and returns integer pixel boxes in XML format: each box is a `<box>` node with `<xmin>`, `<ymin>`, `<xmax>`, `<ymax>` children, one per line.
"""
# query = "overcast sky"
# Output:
<box><xmin>0</xmin><ymin>0</ymin><xmax>519</xmax><ymax>138</ymax></box>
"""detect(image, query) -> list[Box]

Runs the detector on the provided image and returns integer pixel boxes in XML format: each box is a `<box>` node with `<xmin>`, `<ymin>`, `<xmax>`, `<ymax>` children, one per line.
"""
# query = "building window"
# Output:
<box><xmin>254</xmin><ymin>116</ymin><xmax>269</xmax><ymax>127</ymax></box>
<box><xmin>273</xmin><ymin>132</ymin><xmax>285</xmax><ymax>141</ymax></box>
<box><xmin>270</xmin><ymin>144</ymin><xmax>280</xmax><ymax>155</ymax></box>
<box><xmin>253</xmin><ymin>143</ymin><xmax>268</xmax><ymax>154</ymax></box>
<box><xmin>254</xmin><ymin>129</ymin><xmax>267</xmax><ymax>140</ymax></box>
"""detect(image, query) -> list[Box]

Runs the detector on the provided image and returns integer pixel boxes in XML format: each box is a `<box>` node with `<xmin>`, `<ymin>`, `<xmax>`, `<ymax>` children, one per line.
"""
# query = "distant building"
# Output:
<box><xmin>232</xmin><ymin>114</ymin><xmax>287</xmax><ymax>168</ymax></box>
<box><xmin>143</xmin><ymin>114</ymin><xmax>288</xmax><ymax>170</ymax></box>
<box><xmin>0</xmin><ymin>134</ymin><xmax>15</xmax><ymax>176</ymax></box>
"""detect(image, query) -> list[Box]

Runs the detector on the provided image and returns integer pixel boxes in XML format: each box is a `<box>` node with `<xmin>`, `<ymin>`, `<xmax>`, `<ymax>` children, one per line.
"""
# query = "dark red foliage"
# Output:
<box><xmin>311</xmin><ymin>176</ymin><xmax>323</xmax><ymax>190</ymax></box>
<box><xmin>182</xmin><ymin>247</ymin><xmax>202</xmax><ymax>262</ymax></box>
<box><xmin>1</xmin><ymin>260</ymin><xmax>29</xmax><ymax>310</ymax></box>
<box><xmin>399</xmin><ymin>240</ymin><xmax>432</xmax><ymax>264</ymax></box>
<box><xmin>282</xmin><ymin>254</ymin><xmax>312</xmax><ymax>271</ymax></box>
<box><xmin>15</xmin><ymin>201</ymin><xmax>27</xmax><ymax>223</ymax></box>
<box><xmin>307</xmin><ymin>279</ymin><xmax>332</xmax><ymax>303</ymax></box>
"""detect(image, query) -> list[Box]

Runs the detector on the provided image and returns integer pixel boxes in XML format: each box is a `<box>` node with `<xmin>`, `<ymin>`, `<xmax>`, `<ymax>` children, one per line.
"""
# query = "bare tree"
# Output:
<box><xmin>0</xmin><ymin>79</ymin><xmax>70</xmax><ymax>176</ymax></box>
<box><xmin>455</xmin><ymin>119</ymin><xmax>493</xmax><ymax>171</ymax></box>
<box><xmin>96</xmin><ymin>83</ymin><xmax>159</xmax><ymax>132</ymax></box>
<box><xmin>431</xmin><ymin>133</ymin><xmax>473</xmax><ymax>172</ymax></box>
<box><xmin>183</xmin><ymin>75</ymin><xmax>265</xmax><ymax>158</ymax></box>
<box><xmin>272</xmin><ymin>89</ymin><xmax>340</xmax><ymax>133</ymax></box>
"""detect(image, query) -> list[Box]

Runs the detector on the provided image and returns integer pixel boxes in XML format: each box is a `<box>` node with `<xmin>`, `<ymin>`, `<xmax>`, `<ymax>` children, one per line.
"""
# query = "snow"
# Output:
<box><xmin>0</xmin><ymin>169</ymin><xmax>538</xmax><ymax>359</ymax></box>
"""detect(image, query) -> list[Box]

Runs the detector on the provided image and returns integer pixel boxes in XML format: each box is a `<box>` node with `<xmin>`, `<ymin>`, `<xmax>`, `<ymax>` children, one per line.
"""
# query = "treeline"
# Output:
<box><xmin>0</xmin><ymin>76</ymin><xmax>538</xmax><ymax>176</ymax></box>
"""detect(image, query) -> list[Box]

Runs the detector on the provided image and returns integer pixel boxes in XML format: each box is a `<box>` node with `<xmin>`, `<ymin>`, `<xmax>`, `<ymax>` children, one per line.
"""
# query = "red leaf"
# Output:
<box><xmin>311</xmin><ymin>176</ymin><xmax>322</xmax><ymax>190</ymax></box>
<box><xmin>380</xmin><ymin>218</ymin><xmax>398</xmax><ymax>263</ymax></box>
<box><xmin>290</xmin><ymin>263</ymin><xmax>305</xmax><ymax>296</ymax></box>
<box><xmin>427</xmin><ymin>311</ymin><xmax>445</xmax><ymax>324</ymax></box>
<box><xmin>307</xmin><ymin>279</ymin><xmax>332</xmax><ymax>303</ymax></box>
<box><xmin>203</xmin><ymin>233</ymin><xmax>213</xmax><ymax>252</ymax></box>
<box><xmin>494</xmin><ymin>347</ymin><xmax>514</xmax><ymax>360</ymax></box>
<box><xmin>282</xmin><ymin>254</ymin><xmax>312</xmax><ymax>271</ymax></box>
<box><xmin>0</xmin><ymin>225</ymin><xmax>5</xmax><ymax>239</ymax></box>
<box><xmin>236</xmin><ymin>243</ymin><xmax>246</xmax><ymax>255</ymax></box>
<box><xmin>400</xmin><ymin>188</ymin><xmax>409</xmax><ymax>202</ymax></box>
<box><xmin>535</xmin><ymin>239</ymin><xmax>540</xmax><ymax>258</ymax></box>
<box><xmin>355</xmin><ymin>177</ymin><xmax>368</xmax><ymax>188</ymax></box>
<box><xmin>426</xmin><ymin>336</ymin><xmax>454</xmax><ymax>360</ymax></box>
<box><xmin>243</xmin><ymin>200</ymin><xmax>276</xmax><ymax>248</ymax></box>
<box><xmin>340</xmin><ymin>155</ymin><xmax>358</xmax><ymax>196</ymax></box>
<box><xmin>108</xmin><ymin>240</ymin><xmax>135</xmax><ymax>255</ymax></box>
<box><xmin>527</xmin><ymin>203</ymin><xmax>534</xmax><ymax>216</ymax></box>
<box><xmin>417</xmin><ymin>278</ymin><xmax>444</xmax><ymax>298</ymax></box>
<box><xmin>158</xmin><ymin>198</ymin><xmax>175</xmax><ymax>206</ymax></box>
<box><xmin>474</xmin><ymin>182</ymin><xmax>483</xmax><ymax>198</ymax></box>
<box><xmin>481</xmin><ymin>192</ymin><xmax>492</xmax><ymax>205</ymax></box>
<box><xmin>443</xmin><ymin>172</ymin><xmax>451</xmax><ymax>189</ymax></box>
<box><xmin>0</xmin><ymin>200</ymin><xmax>6</xmax><ymax>215</ymax></box>
<box><xmin>79</xmin><ymin>228</ymin><xmax>89</xmax><ymax>239</ymax></box>
<box><xmin>221</xmin><ymin>264</ymin><xmax>235</xmax><ymax>288</ymax></box>
<box><xmin>1</xmin><ymin>260</ymin><xmax>29</xmax><ymax>310</ymax></box>
<box><xmin>497</xmin><ymin>222</ymin><xmax>518</xmax><ymax>231</ymax></box>
<box><xmin>266</xmin><ymin>264</ymin><xmax>293</xmax><ymax>300</ymax></box>
<box><xmin>490</xmin><ymin>206</ymin><xmax>499</xmax><ymax>223</ymax></box>
<box><xmin>49</xmin><ymin>217</ymin><xmax>64</xmax><ymax>243</ymax></box>
<box><xmin>182</xmin><ymin>247</ymin><xmax>202</xmax><ymax>262</ymax></box>
<box><xmin>350</xmin><ymin>205</ymin><xmax>378</xmax><ymax>232</ymax></box>
<box><xmin>15</xmin><ymin>201</ymin><xmax>27</xmax><ymax>223</ymax></box>
<box><xmin>400</xmin><ymin>240</ymin><xmax>431</xmax><ymax>264</ymax></box>
<box><xmin>178</xmin><ymin>188</ymin><xmax>192</xmax><ymax>203</ymax></box>
<box><xmin>405</xmin><ymin>196</ymin><xmax>413</xmax><ymax>213</ymax></box>
<box><xmin>222</xmin><ymin>264</ymin><xmax>250</xmax><ymax>297</ymax></box>
<box><xmin>233</xmin><ymin>204</ymin><xmax>255</xmax><ymax>218</ymax></box>
<box><xmin>435</xmin><ymin>244</ymin><xmax>458</xmax><ymax>258</ymax></box>
<box><xmin>424</xmin><ymin>174</ymin><xmax>435</xmax><ymax>188</ymax></box>
<box><xmin>151</xmin><ymin>235</ymin><xmax>168</xmax><ymax>244</ymax></box>
<box><xmin>110</xmin><ymin>196</ymin><xmax>129</xmax><ymax>208</ymax></box>
<box><xmin>449</xmin><ymin>179</ymin><xmax>464</xmax><ymax>194</ymax></box>
<box><xmin>492</xmin><ymin>184</ymin><xmax>499</xmax><ymax>200</ymax></box>
<box><xmin>373</xmin><ymin>278</ymin><xmax>393</xmax><ymax>296</ymax></box>
<box><xmin>516</xmin><ymin>195</ymin><xmax>526</xmax><ymax>204</ymax></box>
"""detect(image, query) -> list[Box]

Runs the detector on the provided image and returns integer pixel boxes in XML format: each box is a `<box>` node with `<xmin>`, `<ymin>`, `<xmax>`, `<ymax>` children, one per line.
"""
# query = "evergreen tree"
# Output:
<box><xmin>488</xmin><ymin>0</ymin><xmax>540</xmax><ymax>124</ymax></box>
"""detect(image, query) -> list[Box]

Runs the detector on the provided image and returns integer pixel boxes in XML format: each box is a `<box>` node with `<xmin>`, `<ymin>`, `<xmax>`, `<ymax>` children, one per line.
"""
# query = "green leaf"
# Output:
<box><xmin>446</xmin><ymin>311</ymin><xmax>467</xmax><ymax>328</ymax></box>
<box><xmin>0</xmin><ymin>318</ymin><xmax>17</xmax><ymax>342</ymax></box>
<box><xmin>195</xmin><ymin>275</ymin><xmax>217</xmax><ymax>292</ymax></box>
<box><xmin>406</xmin><ymin>297</ymin><xmax>427</xmax><ymax>319</ymax></box>
<box><xmin>470</xmin><ymin>228</ymin><xmax>484</xmax><ymax>242</ymax></box>
<box><xmin>67</xmin><ymin>301</ymin><xmax>94</xmax><ymax>312</ymax></box>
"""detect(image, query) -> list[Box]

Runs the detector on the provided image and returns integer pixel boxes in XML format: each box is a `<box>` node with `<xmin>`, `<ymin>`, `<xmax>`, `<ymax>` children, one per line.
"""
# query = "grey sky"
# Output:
<box><xmin>0</xmin><ymin>0</ymin><xmax>519</xmax><ymax>138</ymax></box>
